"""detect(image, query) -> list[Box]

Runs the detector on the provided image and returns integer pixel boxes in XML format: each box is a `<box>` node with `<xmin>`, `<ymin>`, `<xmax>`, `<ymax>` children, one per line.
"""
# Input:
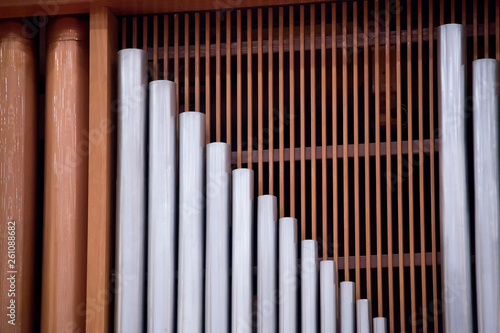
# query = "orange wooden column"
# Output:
<box><xmin>0</xmin><ymin>20</ymin><xmax>38</xmax><ymax>332</ymax></box>
<box><xmin>41</xmin><ymin>16</ymin><xmax>89</xmax><ymax>332</ymax></box>
<box><xmin>86</xmin><ymin>7</ymin><xmax>117</xmax><ymax>333</ymax></box>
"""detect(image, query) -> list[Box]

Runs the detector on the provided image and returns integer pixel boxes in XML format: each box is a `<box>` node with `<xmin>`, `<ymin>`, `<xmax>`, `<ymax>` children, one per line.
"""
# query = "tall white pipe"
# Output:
<box><xmin>320</xmin><ymin>260</ymin><xmax>336</xmax><ymax>333</ymax></box>
<box><xmin>473</xmin><ymin>58</ymin><xmax>500</xmax><ymax>333</ymax></box>
<box><xmin>373</xmin><ymin>317</ymin><xmax>387</xmax><ymax>333</ymax></box>
<box><xmin>301</xmin><ymin>240</ymin><xmax>318</xmax><ymax>333</ymax></box>
<box><xmin>437</xmin><ymin>23</ymin><xmax>473</xmax><ymax>333</ymax></box>
<box><xmin>206</xmin><ymin>142</ymin><xmax>231</xmax><ymax>333</ymax></box>
<box><xmin>232</xmin><ymin>168</ymin><xmax>254</xmax><ymax>332</ymax></box>
<box><xmin>177</xmin><ymin>111</ymin><xmax>206</xmax><ymax>333</ymax></box>
<box><xmin>279</xmin><ymin>217</ymin><xmax>298</xmax><ymax>333</ymax></box>
<box><xmin>147</xmin><ymin>80</ymin><xmax>177</xmax><ymax>333</ymax></box>
<box><xmin>257</xmin><ymin>195</ymin><xmax>278</xmax><ymax>333</ymax></box>
<box><xmin>116</xmin><ymin>48</ymin><xmax>147</xmax><ymax>332</ymax></box>
<box><xmin>356</xmin><ymin>299</ymin><xmax>371</xmax><ymax>333</ymax></box>
<box><xmin>340</xmin><ymin>281</ymin><xmax>355</xmax><ymax>333</ymax></box>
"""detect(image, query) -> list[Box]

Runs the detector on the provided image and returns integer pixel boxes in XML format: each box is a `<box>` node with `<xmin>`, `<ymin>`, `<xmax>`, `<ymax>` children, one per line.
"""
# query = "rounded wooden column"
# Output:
<box><xmin>0</xmin><ymin>20</ymin><xmax>38</xmax><ymax>332</ymax></box>
<box><xmin>41</xmin><ymin>16</ymin><xmax>89</xmax><ymax>332</ymax></box>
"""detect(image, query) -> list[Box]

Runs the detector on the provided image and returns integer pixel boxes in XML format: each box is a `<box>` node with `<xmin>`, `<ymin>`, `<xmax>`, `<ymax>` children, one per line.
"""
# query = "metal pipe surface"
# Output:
<box><xmin>232</xmin><ymin>168</ymin><xmax>254</xmax><ymax>333</ymax></box>
<box><xmin>257</xmin><ymin>195</ymin><xmax>278</xmax><ymax>333</ymax></box>
<box><xmin>42</xmin><ymin>16</ymin><xmax>89</xmax><ymax>332</ymax></box>
<box><xmin>0</xmin><ymin>19</ymin><xmax>37</xmax><ymax>332</ymax></box>
<box><xmin>206</xmin><ymin>142</ymin><xmax>231</xmax><ymax>333</ymax></box>
<box><xmin>279</xmin><ymin>217</ymin><xmax>298</xmax><ymax>333</ymax></box>
<box><xmin>437</xmin><ymin>23</ymin><xmax>473</xmax><ymax>333</ymax></box>
<box><xmin>340</xmin><ymin>281</ymin><xmax>355</xmax><ymax>333</ymax></box>
<box><xmin>148</xmin><ymin>80</ymin><xmax>177</xmax><ymax>332</ymax></box>
<box><xmin>178</xmin><ymin>111</ymin><xmax>206</xmax><ymax>333</ymax></box>
<box><xmin>356</xmin><ymin>299</ymin><xmax>371</xmax><ymax>333</ymax></box>
<box><xmin>473</xmin><ymin>58</ymin><xmax>500</xmax><ymax>333</ymax></box>
<box><xmin>373</xmin><ymin>317</ymin><xmax>387</xmax><ymax>333</ymax></box>
<box><xmin>115</xmin><ymin>48</ymin><xmax>147</xmax><ymax>332</ymax></box>
<box><xmin>301</xmin><ymin>240</ymin><xmax>318</xmax><ymax>333</ymax></box>
<box><xmin>320</xmin><ymin>260</ymin><xmax>336</xmax><ymax>333</ymax></box>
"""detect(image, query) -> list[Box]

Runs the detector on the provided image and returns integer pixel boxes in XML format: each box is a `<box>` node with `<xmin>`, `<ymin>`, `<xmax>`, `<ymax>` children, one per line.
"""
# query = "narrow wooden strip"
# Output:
<box><xmin>328</xmin><ymin>252</ymin><xmax>442</xmax><ymax>270</ymax></box>
<box><xmin>353</xmin><ymin>0</ymin><xmax>360</xmax><ymax>298</ymax></box>
<box><xmin>164</xmin><ymin>15</ymin><xmax>168</xmax><ymax>79</ymax></box>
<box><xmin>474</xmin><ymin>0</ymin><xmax>478</xmax><ymax>59</ymax></box>
<box><xmin>122</xmin><ymin>17</ymin><xmax>126</xmax><ymax>48</ymax></box>
<box><xmin>300</xmin><ymin>5</ymin><xmax>306</xmax><ymax>240</ymax></box>
<box><xmin>321</xmin><ymin>4</ymin><xmax>328</xmax><ymax>260</ymax></box>
<box><xmin>153</xmin><ymin>16</ymin><xmax>158</xmax><ymax>81</ymax></box>
<box><xmin>497</xmin><ymin>0</ymin><xmax>500</xmax><ymax>59</ymax></box>
<box><xmin>226</xmin><ymin>12</ymin><xmax>231</xmax><ymax>145</ymax></box>
<box><xmin>269</xmin><ymin>7</ymin><xmax>274</xmax><ymax>195</ymax></box>
<box><xmin>439</xmin><ymin>0</ymin><xmax>444</xmax><ymax>25</ymax></box>
<box><xmin>248</xmin><ymin>9</ymin><xmax>253</xmax><ymax>169</ymax></box>
<box><xmin>216</xmin><ymin>13</ymin><xmax>221</xmax><ymax>141</ymax></box>
<box><xmin>206</xmin><ymin>12</ymin><xmax>211</xmax><ymax>142</ymax></box>
<box><xmin>485</xmin><ymin>0</ymin><xmax>489</xmax><ymax>57</ymax></box>
<box><xmin>289</xmin><ymin>6</ymin><xmax>296</xmax><ymax>218</ymax></box>
<box><xmin>258</xmin><ymin>9</ymin><xmax>264</xmax><ymax>196</ymax></box>
<box><xmin>363</xmin><ymin>0</ymin><xmax>372</xmax><ymax>303</ymax></box>
<box><xmin>184</xmin><ymin>13</ymin><xmax>190</xmax><ymax>111</ymax></box>
<box><xmin>174</xmin><ymin>14</ymin><xmax>179</xmax><ymax>121</ymax></box>
<box><xmin>194</xmin><ymin>13</ymin><xmax>200</xmax><ymax>112</ymax></box>
<box><xmin>451</xmin><ymin>0</ymin><xmax>455</xmax><ymax>22</ymax></box>
<box><xmin>332</xmin><ymin>0</ymin><xmax>339</xmax><ymax>271</ymax></box>
<box><xmin>462</xmin><ymin>0</ymin><xmax>466</xmax><ymax>25</ymax></box>
<box><xmin>132</xmin><ymin>16</ymin><xmax>137</xmax><ymax>48</ymax></box>
<box><xmin>342</xmin><ymin>0</ymin><xmax>349</xmax><ymax>281</ymax></box>
<box><xmin>311</xmin><ymin>4</ymin><xmax>317</xmax><ymax>241</ymax></box>
<box><xmin>279</xmin><ymin>7</ymin><xmax>285</xmax><ymax>212</ymax></box>
<box><xmin>237</xmin><ymin>10</ymin><xmax>242</xmax><ymax>168</ymax></box>
<box><xmin>143</xmin><ymin>16</ymin><xmax>147</xmax><ymax>51</ymax></box>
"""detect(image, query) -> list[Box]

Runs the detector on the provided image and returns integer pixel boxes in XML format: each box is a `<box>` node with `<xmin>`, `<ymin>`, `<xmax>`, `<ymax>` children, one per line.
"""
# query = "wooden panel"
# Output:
<box><xmin>87</xmin><ymin>7</ymin><xmax>117</xmax><ymax>333</ymax></box>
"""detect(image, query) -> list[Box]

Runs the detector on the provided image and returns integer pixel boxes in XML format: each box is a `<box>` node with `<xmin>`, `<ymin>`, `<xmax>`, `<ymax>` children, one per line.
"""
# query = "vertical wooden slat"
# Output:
<box><xmin>216</xmin><ymin>13</ymin><xmax>221</xmax><ymax>142</ymax></box>
<box><xmin>474</xmin><ymin>0</ymin><xmax>478</xmax><ymax>60</ymax></box>
<box><xmin>363</xmin><ymin>0</ymin><xmax>372</xmax><ymax>303</ymax></box>
<box><xmin>342</xmin><ymin>0</ymin><xmax>349</xmax><ymax>281</ymax></box>
<box><xmin>132</xmin><ymin>16</ymin><xmax>137</xmax><ymax>48</ymax></box>
<box><xmin>353</xmin><ymin>0</ymin><xmax>360</xmax><ymax>298</ymax></box>
<box><xmin>268</xmin><ymin>7</ymin><xmax>274</xmax><ymax>195</ymax></box>
<box><xmin>289</xmin><ymin>6</ymin><xmax>296</xmax><ymax>218</ymax></box>
<box><xmin>439</xmin><ymin>0</ymin><xmax>444</xmax><ymax>25</ymax></box>
<box><xmin>194</xmin><ymin>13</ymin><xmax>200</xmax><ymax>112</ymax></box>
<box><xmin>374</xmin><ymin>0</ymin><xmax>383</xmax><ymax>317</ymax></box>
<box><xmin>164</xmin><ymin>15</ymin><xmax>168</xmax><ymax>79</ymax></box>
<box><xmin>258</xmin><ymin>9</ymin><xmax>264</xmax><ymax>195</ymax></box>
<box><xmin>248</xmin><ymin>9</ymin><xmax>253</xmax><ymax>169</ymax></box>
<box><xmin>206</xmin><ymin>12</ymin><xmax>211</xmax><ymax>142</ymax></box>
<box><xmin>184</xmin><ymin>13</ymin><xmax>190</xmax><ymax>111</ymax></box>
<box><xmin>485</xmin><ymin>0</ymin><xmax>489</xmax><ymax>57</ymax></box>
<box><xmin>385</xmin><ymin>0</ymin><xmax>394</xmax><ymax>330</ymax></box>
<box><xmin>279</xmin><ymin>7</ymin><xmax>285</xmax><ymax>212</ymax></box>
<box><xmin>451</xmin><ymin>0</ymin><xmax>455</xmax><ymax>22</ymax></box>
<box><xmin>300</xmin><ymin>5</ymin><xmax>306</xmax><ymax>240</ymax></box>
<box><xmin>462</xmin><ymin>0</ymin><xmax>466</xmax><ymax>26</ymax></box>
<box><xmin>311</xmin><ymin>4</ymin><xmax>317</xmax><ymax>241</ymax></box>
<box><xmin>429</xmin><ymin>0</ymin><xmax>439</xmax><ymax>331</ymax></box>
<box><xmin>321</xmin><ymin>4</ymin><xmax>327</xmax><ymax>260</ymax></box>
<box><xmin>143</xmin><ymin>16</ymin><xmax>147</xmax><ymax>51</ymax></box>
<box><xmin>226</xmin><ymin>12</ymin><xmax>231</xmax><ymax>145</ymax></box>
<box><xmin>332</xmin><ymin>1</ymin><xmax>339</xmax><ymax>267</ymax></box>
<box><xmin>497</xmin><ymin>0</ymin><xmax>500</xmax><ymax>59</ymax></box>
<box><xmin>417</xmin><ymin>1</ymin><xmax>427</xmax><ymax>332</ymax></box>
<box><xmin>237</xmin><ymin>10</ymin><xmax>242</xmax><ymax>168</ymax></box>
<box><xmin>174</xmin><ymin>14</ymin><xmax>179</xmax><ymax>117</ymax></box>
<box><xmin>122</xmin><ymin>17</ymin><xmax>126</xmax><ymax>48</ymax></box>
<box><xmin>153</xmin><ymin>16</ymin><xmax>158</xmax><ymax>80</ymax></box>
<box><xmin>395</xmin><ymin>1</ymin><xmax>406</xmax><ymax>330</ymax></box>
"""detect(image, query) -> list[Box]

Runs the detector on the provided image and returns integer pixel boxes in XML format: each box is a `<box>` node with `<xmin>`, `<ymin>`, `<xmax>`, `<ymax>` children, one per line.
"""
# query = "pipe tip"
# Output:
<box><xmin>47</xmin><ymin>15</ymin><xmax>89</xmax><ymax>43</ymax></box>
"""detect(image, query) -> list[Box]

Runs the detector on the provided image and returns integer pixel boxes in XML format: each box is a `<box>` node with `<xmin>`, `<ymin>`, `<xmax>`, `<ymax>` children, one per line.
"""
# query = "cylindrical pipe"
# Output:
<box><xmin>320</xmin><ymin>260</ymin><xmax>336</xmax><ymax>333</ymax></box>
<box><xmin>115</xmin><ymin>48</ymin><xmax>147</xmax><ymax>332</ymax></box>
<box><xmin>279</xmin><ymin>217</ymin><xmax>298</xmax><ymax>333</ymax></box>
<box><xmin>257</xmin><ymin>195</ymin><xmax>278</xmax><ymax>333</ymax></box>
<box><xmin>473</xmin><ymin>58</ymin><xmax>500</xmax><ymax>333</ymax></box>
<box><xmin>232</xmin><ymin>168</ymin><xmax>254</xmax><ymax>333</ymax></box>
<box><xmin>41</xmin><ymin>16</ymin><xmax>89</xmax><ymax>332</ymax></box>
<box><xmin>301</xmin><ymin>240</ymin><xmax>318</xmax><ymax>333</ymax></box>
<box><xmin>340</xmin><ymin>281</ymin><xmax>355</xmax><ymax>333</ymax></box>
<box><xmin>0</xmin><ymin>19</ymin><xmax>37</xmax><ymax>332</ymax></box>
<box><xmin>437</xmin><ymin>23</ymin><xmax>473</xmax><ymax>333</ymax></box>
<box><xmin>356</xmin><ymin>299</ymin><xmax>371</xmax><ymax>333</ymax></box>
<box><xmin>206</xmin><ymin>142</ymin><xmax>231</xmax><ymax>333</ymax></box>
<box><xmin>373</xmin><ymin>317</ymin><xmax>387</xmax><ymax>333</ymax></box>
<box><xmin>148</xmin><ymin>80</ymin><xmax>177</xmax><ymax>332</ymax></box>
<box><xmin>178</xmin><ymin>111</ymin><xmax>206</xmax><ymax>332</ymax></box>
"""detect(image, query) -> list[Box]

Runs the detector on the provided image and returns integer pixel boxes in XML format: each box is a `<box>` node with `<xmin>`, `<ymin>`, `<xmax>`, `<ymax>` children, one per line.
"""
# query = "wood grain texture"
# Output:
<box><xmin>311</xmin><ymin>4</ymin><xmax>317</xmax><ymax>241</ymax></box>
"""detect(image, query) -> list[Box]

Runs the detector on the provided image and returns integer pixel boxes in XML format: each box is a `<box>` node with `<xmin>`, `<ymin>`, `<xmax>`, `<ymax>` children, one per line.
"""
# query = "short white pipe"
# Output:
<box><xmin>372</xmin><ymin>317</ymin><xmax>387</xmax><ymax>333</ymax></box>
<box><xmin>257</xmin><ymin>195</ymin><xmax>278</xmax><ymax>333</ymax></box>
<box><xmin>356</xmin><ymin>299</ymin><xmax>371</xmax><ymax>333</ymax></box>
<box><xmin>320</xmin><ymin>260</ymin><xmax>336</xmax><ymax>333</ymax></box>
<box><xmin>340</xmin><ymin>281</ymin><xmax>355</xmax><ymax>333</ymax></box>
<box><xmin>279</xmin><ymin>217</ymin><xmax>298</xmax><ymax>333</ymax></box>
<box><xmin>301</xmin><ymin>240</ymin><xmax>318</xmax><ymax>333</ymax></box>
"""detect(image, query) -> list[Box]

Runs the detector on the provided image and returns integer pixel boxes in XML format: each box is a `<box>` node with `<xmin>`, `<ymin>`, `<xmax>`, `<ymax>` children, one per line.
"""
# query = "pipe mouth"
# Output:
<box><xmin>47</xmin><ymin>15</ymin><xmax>88</xmax><ymax>43</ymax></box>
<box><xmin>0</xmin><ymin>20</ymin><xmax>34</xmax><ymax>44</ymax></box>
<box><xmin>149</xmin><ymin>79</ymin><xmax>176</xmax><ymax>88</ymax></box>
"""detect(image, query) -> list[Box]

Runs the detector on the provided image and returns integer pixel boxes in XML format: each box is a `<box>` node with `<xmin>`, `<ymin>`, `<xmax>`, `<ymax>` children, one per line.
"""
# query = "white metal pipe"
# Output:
<box><xmin>232</xmin><ymin>168</ymin><xmax>254</xmax><ymax>333</ymax></box>
<box><xmin>372</xmin><ymin>317</ymin><xmax>387</xmax><ymax>333</ymax></box>
<box><xmin>116</xmin><ymin>48</ymin><xmax>147</xmax><ymax>332</ymax></box>
<box><xmin>473</xmin><ymin>58</ymin><xmax>500</xmax><ymax>333</ymax></box>
<box><xmin>257</xmin><ymin>195</ymin><xmax>278</xmax><ymax>333</ymax></box>
<box><xmin>356</xmin><ymin>299</ymin><xmax>371</xmax><ymax>333</ymax></box>
<box><xmin>147</xmin><ymin>80</ymin><xmax>177</xmax><ymax>333</ymax></box>
<box><xmin>279</xmin><ymin>217</ymin><xmax>298</xmax><ymax>333</ymax></box>
<box><xmin>177</xmin><ymin>111</ymin><xmax>206</xmax><ymax>333</ymax></box>
<box><xmin>437</xmin><ymin>23</ymin><xmax>473</xmax><ymax>333</ymax></box>
<box><xmin>340</xmin><ymin>281</ymin><xmax>355</xmax><ymax>333</ymax></box>
<box><xmin>301</xmin><ymin>240</ymin><xmax>318</xmax><ymax>333</ymax></box>
<box><xmin>206</xmin><ymin>142</ymin><xmax>231</xmax><ymax>333</ymax></box>
<box><xmin>320</xmin><ymin>260</ymin><xmax>336</xmax><ymax>333</ymax></box>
